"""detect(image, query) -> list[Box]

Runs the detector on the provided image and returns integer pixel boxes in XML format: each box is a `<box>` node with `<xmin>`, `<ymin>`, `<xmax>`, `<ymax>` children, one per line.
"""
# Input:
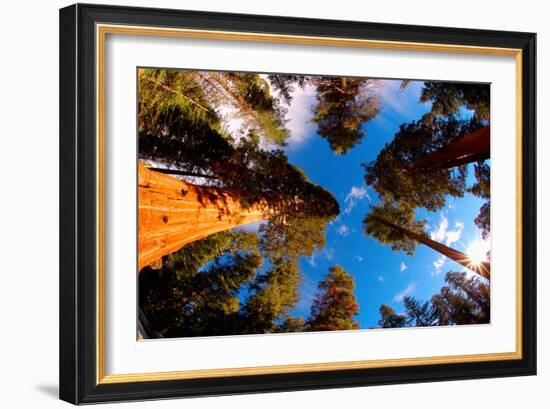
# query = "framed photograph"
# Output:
<box><xmin>59</xmin><ymin>3</ymin><xmax>536</xmax><ymax>404</ymax></box>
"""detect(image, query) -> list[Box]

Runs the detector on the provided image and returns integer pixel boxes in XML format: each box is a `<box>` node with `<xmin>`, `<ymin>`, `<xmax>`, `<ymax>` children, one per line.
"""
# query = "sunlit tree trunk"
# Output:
<box><xmin>138</xmin><ymin>162</ymin><xmax>271</xmax><ymax>272</ymax></box>
<box><xmin>412</xmin><ymin>125</ymin><xmax>490</xmax><ymax>170</ymax></box>
<box><xmin>372</xmin><ymin>216</ymin><xmax>490</xmax><ymax>280</ymax></box>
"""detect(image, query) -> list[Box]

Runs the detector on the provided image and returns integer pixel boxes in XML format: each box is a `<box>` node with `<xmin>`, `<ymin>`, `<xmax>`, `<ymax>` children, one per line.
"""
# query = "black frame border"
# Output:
<box><xmin>59</xmin><ymin>3</ymin><xmax>536</xmax><ymax>404</ymax></box>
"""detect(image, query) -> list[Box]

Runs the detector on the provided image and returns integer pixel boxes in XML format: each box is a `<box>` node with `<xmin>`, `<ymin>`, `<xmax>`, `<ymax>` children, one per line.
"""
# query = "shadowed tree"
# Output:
<box><xmin>363</xmin><ymin>201</ymin><xmax>490</xmax><ymax>280</ymax></box>
<box><xmin>311</xmin><ymin>77</ymin><xmax>380</xmax><ymax>154</ymax></box>
<box><xmin>307</xmin><ymin>265</ymin><xmax>360</xmax><ymax>331</ymax></box>
<box><xmin>377</xmin><ymin>305</ymin><xmax>407</xmax><ymax>328</ymax></box>
<box><xmin>140</xmin><ymin>231</ymin><xmax>310</xmax><ymax>338</ymax></box>
<box><xmin>138</xmin><ymin>68</ymin><xmax>340</xmax><ymax>269</ymax></box>
<box><xmin>139</xmin><ymin>231</ymin><xmax>263</xmax><ymax>338</ymax></box>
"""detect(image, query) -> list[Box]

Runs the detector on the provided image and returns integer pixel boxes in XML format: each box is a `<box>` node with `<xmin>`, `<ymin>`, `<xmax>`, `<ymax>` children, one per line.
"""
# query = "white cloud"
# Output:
<box><xmin>400</xmin><ymin>262</ymin><xmax>407</xmax><ymax>272</ymax></box>
<box><xmin>344</xmin><ymin>186</ymin><xmax>370</xmax><ymax>214</ymax></box>
<box><xmin>432</xmin><ymin>255</ymin><xmax>447</xmax><ymax>276</ymax></box>
<box><xmin>337</xmin><ymin>224</ymin><xmax>350</xmax><ymax>237</ymax></box>
<box><xmin>283</xmin><ymin>84</ymin><xmax>317</xmax><ymax>148</ymax></box>
<box><xmin>378</xmin><ymin>275</ymin><xmax>385</xmax><ymax>283</ymax></box>
<box><xmin>393</xmin><ymin>283</ymin><xmax>416</xmax><ymax>303</ymax></box>
<box><xmin>430</xmin><ymin>215</ymin><xmax>464</xmax><ymax>246</ymax></box>
<box><xmin>378</xmin><ymin>79</ymin><xmax>423</xmax><ymax>119</ymax></box>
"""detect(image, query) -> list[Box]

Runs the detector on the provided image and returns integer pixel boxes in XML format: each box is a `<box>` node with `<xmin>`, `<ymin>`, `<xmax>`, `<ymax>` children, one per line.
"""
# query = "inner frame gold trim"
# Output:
<box><xmin>96</xmin><ymin>23</ymin><xmax>523</xmax><ymax>385</ymax></box>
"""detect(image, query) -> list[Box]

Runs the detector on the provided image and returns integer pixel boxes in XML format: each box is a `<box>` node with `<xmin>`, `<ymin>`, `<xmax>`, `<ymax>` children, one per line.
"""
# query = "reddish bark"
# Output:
<box><xmin>412</xmin><ymin>126</ymin><xmax>490</xmax><ymax>170</ymax></box>
<box><xmin>138</xmin><ymin>162</ymin><xmax>271</xmax><ymax>272</ymax></box>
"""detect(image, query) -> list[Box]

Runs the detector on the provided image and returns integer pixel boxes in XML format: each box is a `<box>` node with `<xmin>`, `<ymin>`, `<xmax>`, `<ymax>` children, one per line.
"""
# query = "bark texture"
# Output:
<box><xmin>138</xmin><ymin>162</ymin><xmax>270</xmax><ymax>271</ymax></box>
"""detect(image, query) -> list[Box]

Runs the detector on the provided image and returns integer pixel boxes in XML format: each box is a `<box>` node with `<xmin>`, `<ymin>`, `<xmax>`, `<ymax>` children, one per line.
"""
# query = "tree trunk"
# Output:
<box><xmin>372</xmin><ymin>216</ymin><xmax>490</xmax><ymax>280</ymax></box>
<box><xmin>412</xmin><ymin>126</ymin><xmax>490</xmax><ymax>170</ymax></box>
<box><xmin>138</xmin><ymin>162</ymin><xmax>271</xmax><ymax>272</ymax></box>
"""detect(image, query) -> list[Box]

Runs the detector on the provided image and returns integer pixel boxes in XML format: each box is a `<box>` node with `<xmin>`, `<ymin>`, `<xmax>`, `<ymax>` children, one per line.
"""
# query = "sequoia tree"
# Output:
<box><xmin>138</xmin><ymin>68</ymin><xmax>339</xmax><ymax>270</ymax></box>
<box><xmin>138</xmin><ymin>162</ymin><xmax>271</xmax><ymax>271</ymax></box>
<box><xmin>411</xmin><ymin>125</ymin><xmax>490</xmax><ymax>170</ymax></box>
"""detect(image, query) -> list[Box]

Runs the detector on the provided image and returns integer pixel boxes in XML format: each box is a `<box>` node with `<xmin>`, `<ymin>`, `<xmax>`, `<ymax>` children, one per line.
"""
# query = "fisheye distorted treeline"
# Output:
<box><xmin>137</xmin><ymin>68</ymin><xmax>491</xmax><ymax>338</ymax></box>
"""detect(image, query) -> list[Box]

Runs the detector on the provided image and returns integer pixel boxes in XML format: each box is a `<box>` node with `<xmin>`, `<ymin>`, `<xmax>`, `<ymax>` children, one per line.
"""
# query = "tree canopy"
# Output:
<box><xmin>420</xmin><ymin>81</ymin><xmax>490</xmax><ymax>121</ymax></box>
<box><xmin>140</xmin><ymin>234</ymin><xmax>363</xmax><ymax>337</ymax></box>
<box><xmin>266</xmin><ymin>74</ymin><xmax>381</xmax><ymax>154</ymax></box>
<box><xmin>139</xmin><ymin>231</ymin><xmax>263</xmax><ymax>337</ymax></box>
<box><xmin>311</xmin><ymin>77</ymin><xmax>380</xmax><ymax>154</ymax></box>
<box><xmin>363</xmin><ymin>81</ymin><xmax>491</xmax><ymax>253</ymax></box>
<box><xmin>364</xmin><ymin>114</ymin><xmax>483</xmax><ymax>211</ymax></box>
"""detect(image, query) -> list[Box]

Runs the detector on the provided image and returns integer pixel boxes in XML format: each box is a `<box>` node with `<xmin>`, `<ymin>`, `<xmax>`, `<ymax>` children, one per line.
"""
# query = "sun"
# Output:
<box><xmin>466</xmin><ymin>239</ymin><xmax>489</xmax><ymax>266</ymax></box>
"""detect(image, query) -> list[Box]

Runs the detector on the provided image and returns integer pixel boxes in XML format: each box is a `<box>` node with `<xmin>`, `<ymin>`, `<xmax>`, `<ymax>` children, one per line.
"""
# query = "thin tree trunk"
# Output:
<box><xmin>412</xmin><ymin>126</ymin><xmax>490</xmax><ymax>170</ymax></box>
<box><xmin>372</xmin><ymin>216</ymin><xmax>490</xmax><ymax>280</ymax></box>
<box><xmin>145</xmin><ymin>166</ymin><xmax>217</xmax><ymax>179</ymax></box>
<box><xmin>138</xmin><ymin>162</ymin><xmax>272</xmax><ymax>272</ymax></box>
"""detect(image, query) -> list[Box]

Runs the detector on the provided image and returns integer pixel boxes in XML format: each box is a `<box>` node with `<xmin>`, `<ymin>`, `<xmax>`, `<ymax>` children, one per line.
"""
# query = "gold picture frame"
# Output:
<box><xmin>60</xmin><ymin>3</ymin><xmax>536</xmax><ymax>404</ymax></box>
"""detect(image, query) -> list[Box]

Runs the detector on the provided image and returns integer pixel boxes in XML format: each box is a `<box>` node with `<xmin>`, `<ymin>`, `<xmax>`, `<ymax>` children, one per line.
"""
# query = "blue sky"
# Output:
<box><xmin>239</xmin><ymin>78</ymin><xmax>488</xmax><ymax>329</ymax></box>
